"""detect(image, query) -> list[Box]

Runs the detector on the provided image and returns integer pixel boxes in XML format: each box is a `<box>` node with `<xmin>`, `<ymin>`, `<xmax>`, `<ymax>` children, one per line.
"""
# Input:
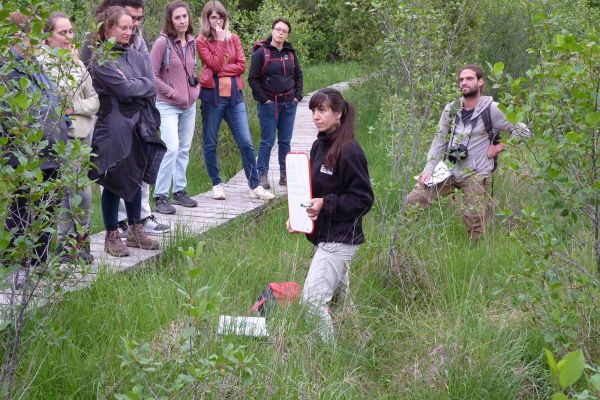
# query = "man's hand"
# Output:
<box><xmin>306</xmin><ymin>198</ymin><xmax>323</xmax><ymax>221</ymax></box>
<box><xmin>487</xmin><ymin>143</ymin><xmax>505</xmax><ymax>158</ymax></box>
<box><xmin>417</xmin><ymin>172</ymin><xmax>432</xmax><ymax>185</ymax></box>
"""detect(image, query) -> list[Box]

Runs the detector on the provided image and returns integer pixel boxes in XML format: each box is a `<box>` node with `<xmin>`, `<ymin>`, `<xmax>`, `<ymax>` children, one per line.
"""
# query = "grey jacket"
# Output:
<box><xmin>423</xmin><ymin>96</ymin><xmax>531</xmax><ymax>178</ymax></box>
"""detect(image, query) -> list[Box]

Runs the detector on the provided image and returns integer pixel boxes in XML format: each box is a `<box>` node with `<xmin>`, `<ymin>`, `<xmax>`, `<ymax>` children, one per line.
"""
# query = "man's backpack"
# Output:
<box><xmin>252</xmin><ymin>39</ymin><xmax>295</xmax><ymax>76</ymax></box>
<box><xmin>451</xmin><ymin>104</ymin><xmax>499</xmax><ymax>172</ymax></box>
<box><xmin>248</xmin><ymin>281</ymin><xmax>302</xmax><ymax>316</ymax></box>
<box><xmin>478</xmin><ymin>105</ymin><xmax>500</xmax><ymax>172</ymax></box>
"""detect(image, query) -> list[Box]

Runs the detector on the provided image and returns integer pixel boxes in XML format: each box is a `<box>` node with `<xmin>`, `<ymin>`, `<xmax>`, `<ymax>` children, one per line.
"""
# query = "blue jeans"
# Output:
<box><xmin>256</xmin><ymin>100</ymin><xmax>297</xmax><ymax>176</ymax></box>
<box><xmin>154</xmin><ymin>101</ymin><xmax>197</xmax><ymax>197</ymax></box>
<box><xmin>201</xmin><ymin>98</ymin><xmax>259</xmax><ymax>189</ymax></box>
<box><xmin>102</xmin><ymin>188</ymin><xmax>141</xmax><ymax>231</ymax></box>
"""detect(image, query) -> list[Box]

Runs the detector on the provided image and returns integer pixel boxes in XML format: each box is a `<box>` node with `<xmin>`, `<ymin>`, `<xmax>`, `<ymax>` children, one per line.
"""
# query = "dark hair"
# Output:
<box><xmin>97</xmin><ymin>6</ymin><xmax>130</xmax><ymax>42</ymax></box>
<box><xmin>96</xmin><ymin>0</ymin><xmax>144</xmax><ymax>17</ymax></box>
<box><xmin>309</xmin><ymin>88</ymin><xmax>356</xmax><ymax>170</ymax></box>
<box><xmin>458</xmin><ymin>64</ymin><xmax>485</xmax><ymax>94</ymax></box>
<box><xmin>272</xmin><ymin>18</ymin><xmax>291</xmax><ymax>34</ymax></box>
<box><xmin>43</xmin><ymin>12</ymin><xmax>69</xmax><ymax>33</ymax></box>
<box><xmin>162</xmin><ymin>1</ymin><xmax>193</xmax><ymax>38</ymax></box>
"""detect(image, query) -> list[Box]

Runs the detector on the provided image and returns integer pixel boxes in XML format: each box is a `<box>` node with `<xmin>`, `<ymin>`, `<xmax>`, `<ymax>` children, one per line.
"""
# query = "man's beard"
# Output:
<box><xmin>462</xmin><ymin>87</ymin><xmax>479</xmax><ymax>98</ymax></box>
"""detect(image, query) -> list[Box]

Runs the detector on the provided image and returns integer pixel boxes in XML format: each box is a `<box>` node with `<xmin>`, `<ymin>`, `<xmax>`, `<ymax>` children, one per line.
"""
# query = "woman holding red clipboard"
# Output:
<box><xmin>290</xmin><ymin>88</ymin><xmax>374</xmax><ymax>343</ymax></box>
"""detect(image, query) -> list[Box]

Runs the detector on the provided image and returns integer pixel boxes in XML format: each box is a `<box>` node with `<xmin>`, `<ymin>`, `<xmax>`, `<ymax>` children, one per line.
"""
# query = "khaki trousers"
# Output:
<box><xmin>406</xmin><ymin>174</ymin><xmax>491</xmax><ymax>241</ymax></box>
<box><xmin>302</xmin><ymin>242</ymin><xmax>359</xmax><ymax>344</ymax></box>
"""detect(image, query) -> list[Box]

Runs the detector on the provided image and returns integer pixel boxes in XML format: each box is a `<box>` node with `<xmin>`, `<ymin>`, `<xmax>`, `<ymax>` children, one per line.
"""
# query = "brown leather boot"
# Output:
<box><xmin>105</xmin><ymin>229</ymin><xmax>129</xmax><ymax>257</ymax></box>
<box><xmin>126</xmin><ymin>224</ymin><xmax>159</xmax><ymax>250</ymax></box>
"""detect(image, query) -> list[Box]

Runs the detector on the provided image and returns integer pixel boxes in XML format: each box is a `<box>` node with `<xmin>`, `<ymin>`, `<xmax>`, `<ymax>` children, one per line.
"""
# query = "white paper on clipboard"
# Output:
<box><xmin>286</xmin><ymin>152</ymin><xmax>314</xmax><ymax>234</ymax></box>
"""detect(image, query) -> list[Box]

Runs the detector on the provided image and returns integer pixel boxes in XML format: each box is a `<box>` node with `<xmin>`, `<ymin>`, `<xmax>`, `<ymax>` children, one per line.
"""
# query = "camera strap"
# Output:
<box><xmin>171</xmin><ymin>38</ymin><xmax>195</xmax><ymax>80</ymax></box>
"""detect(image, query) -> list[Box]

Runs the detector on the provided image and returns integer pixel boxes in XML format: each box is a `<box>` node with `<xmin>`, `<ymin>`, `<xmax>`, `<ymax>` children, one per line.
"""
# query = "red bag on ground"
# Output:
<box><xmin>248</xmin><ymin>282</ymin><xmax>302</xmax><ymax>316</ymax></box>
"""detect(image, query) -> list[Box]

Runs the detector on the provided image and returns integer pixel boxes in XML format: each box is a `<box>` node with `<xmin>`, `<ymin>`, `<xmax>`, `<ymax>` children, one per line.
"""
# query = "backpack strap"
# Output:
<box><xmin>261</xmin><ymin>46</ymin><xmax>271</xmax><ymax>75</ymax></box>
<box><xmin>160</xmin><ymin>35</ymin><xmax>171</xmax><ymax>72</ymax></box>
<box><xmin>479</xmin><ymin>104</ymin><xmax>500</xmax><ymax>172</ymax></box>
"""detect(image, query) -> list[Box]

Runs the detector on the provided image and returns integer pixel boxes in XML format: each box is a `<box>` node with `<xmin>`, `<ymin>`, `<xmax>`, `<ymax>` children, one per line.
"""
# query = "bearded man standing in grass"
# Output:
<box><xmin>407</xmin><ymin>64</ymin><xmax>531</xmax><ymax>242</ymax></box>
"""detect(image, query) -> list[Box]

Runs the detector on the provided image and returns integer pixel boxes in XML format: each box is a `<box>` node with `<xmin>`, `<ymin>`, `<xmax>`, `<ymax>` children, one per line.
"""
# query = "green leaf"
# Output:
<box><xmin>551</xmin><ymin>393</ymin><xmax>569</xmax><ymax>400</ymax></box>
<box><xmin>14</xmin><ymin>91</ymin><xmax>31</xmax><ymax>109</ymax></box>
<box><xmin>586</xmin><ymin>111</ymin><xmax>600</xmax><ymax>126</ymax></box>
<box><xmin>557</xmin><ymin>349</ymin><xmax>585</xmax><ymax>389</ymax></box>
<box><xmin>182</xmin><ymin>326</ymin><xmax>195</xmax><ymax>339</ymax></box>
<box><xmin>590</xmin><ymin>374</ymin><xmax>600</xmax><ymax>391</ymax></box>
<box><xmin>545</xmin><ymin>348</ymin><xmax>558</xmax><ymax>376</ymax></box>
<box><xmin>493</xmin><ymin>62</ymin><xmax>505</xmax><ymax>76</ymax></box>
<box><xmin>0</xmin><ymin>320</ymin><xmax>10</xmax><ymax>332</ymax></box>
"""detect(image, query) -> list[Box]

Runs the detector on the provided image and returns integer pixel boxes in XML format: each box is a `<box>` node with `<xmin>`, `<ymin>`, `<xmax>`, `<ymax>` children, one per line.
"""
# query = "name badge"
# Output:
<box><xmin>320</xmin><ymin>165</ymin><xmax>333</xmax><ymax>175</ymax></box>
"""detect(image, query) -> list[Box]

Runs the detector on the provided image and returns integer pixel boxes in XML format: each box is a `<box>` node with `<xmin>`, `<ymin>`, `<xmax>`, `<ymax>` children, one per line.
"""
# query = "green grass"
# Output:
<box><xmin>14</xmin><ymin>65</ymin><xmax>550</xmax><ymax>399</ymax></box>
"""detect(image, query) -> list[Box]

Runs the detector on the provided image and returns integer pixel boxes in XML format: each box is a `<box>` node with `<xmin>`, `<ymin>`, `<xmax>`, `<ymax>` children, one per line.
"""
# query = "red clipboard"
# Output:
<box><xmin>285</xmin><ymin>152</ymin><xmax>314</xmax><ymax>234</ymax></box>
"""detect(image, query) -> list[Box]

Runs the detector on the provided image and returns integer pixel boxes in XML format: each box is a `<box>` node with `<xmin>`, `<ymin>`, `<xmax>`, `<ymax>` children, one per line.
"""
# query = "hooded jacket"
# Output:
<box><xmin>90</xmin><ymin>44</ymin><xmax>166</xmax><ymax>202</ymax></box>
<box><xmin>248</xmin><ymin>37</ymin><xmax>303</xmax><ymax>103</ymax></box>
<box><xmin>423</xmin><ymin>95</ymin><xmax>531</xmax><ymax>178</ymax></box>
<box><xmin>2</xmin><ymin>48</ymin><xmax>68</xmax><ymax>170</ymax></box>
<box><xmin>150</xmin><ymin>33</ymin><xmax>199</xmax><ymax>109</ymax></box>
<box><xmin>306</xmin><ymin>130</ymin><xmax>374</xmax><ymax>246</ymax></box>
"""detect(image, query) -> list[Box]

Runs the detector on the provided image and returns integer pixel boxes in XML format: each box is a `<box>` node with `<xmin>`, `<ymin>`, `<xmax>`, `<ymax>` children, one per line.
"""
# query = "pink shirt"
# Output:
<box><xmin>149</xmin><ymin>33</ymin><xmax>200</xmax><ymax>108</ymax></box>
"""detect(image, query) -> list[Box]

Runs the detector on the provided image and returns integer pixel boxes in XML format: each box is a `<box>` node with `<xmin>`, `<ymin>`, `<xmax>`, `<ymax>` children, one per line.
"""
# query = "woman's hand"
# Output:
<box><xmin>306</xmin><ymin>198</ymin><xmax>323</xmax><ymax>221</ymax></box>
<box><xmin>286</xmin><ymin>219</ymin><xmax>298</xmax><ymax>233</ymax></box>
<box><xmin>215</xmin><ymin>27</ymin><xmax>230</xmax><ymax>42</ymax></box>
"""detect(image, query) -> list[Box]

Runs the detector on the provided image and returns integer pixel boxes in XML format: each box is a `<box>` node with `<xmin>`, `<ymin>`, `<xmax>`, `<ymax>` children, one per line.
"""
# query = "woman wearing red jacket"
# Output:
<box><xmin>196</xmin><ymin>0</ymin><xmax>274</xmax><ymax>201</ymax></box>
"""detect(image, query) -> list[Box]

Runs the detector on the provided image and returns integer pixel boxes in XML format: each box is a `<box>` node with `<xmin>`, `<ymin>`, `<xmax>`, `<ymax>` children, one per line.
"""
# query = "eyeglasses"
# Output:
<box><xmin>273</xmin><ymin>27</ymin><xmax>289</xmax><ymax>34</ymax></box>
<box><xmin>209</xmin><ymin>15</ymin><xmax>224</xmax><ymax>21</ymax></box>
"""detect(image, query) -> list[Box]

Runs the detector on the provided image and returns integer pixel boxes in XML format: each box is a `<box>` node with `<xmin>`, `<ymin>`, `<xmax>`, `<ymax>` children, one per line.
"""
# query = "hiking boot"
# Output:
<box><xmin>249</xmin><ymin>185</ymin><xmax>275</xmax><ymax>200</ymax></box>
<box><xmin>118</xmin><ymin>220</ymin><xmax>129</xmax><ymax>239</ymax></box>
<box><xmin>154</xmin><ymin>196</ymin><xmax>176</xmax><ymax>214</ymax></box>
<box><xmin>279</xmin><ymin>174</ymin><xmax>287</xmax><ymax>186</ymax></box>
<box><xmin>259</xmin><ymin>174</ymin><xmax>271</xmax><ymax>189</ymax></box>
<box><xmin>172</xmin><ymin>190</ymin><xmax>198</xmax><ymax>207</ymax></box>
<box><xmin>212</xmin><ymin>183</ymin><xmax>226</xmax><ymax>200</ymax></box>
<box><xmin>142</xmin><ymin>215</ymin><xmax>171</xmax><ymax>236</ymax></box>
<box><xmin>126</xmin><ymin>224</ymin><xmax>159</xmax><ymax>250</ymax></box>
<box><xmin>105</xmin><ymin>229</ymin><xmax>129</xmax><ymax>257</ymax></box>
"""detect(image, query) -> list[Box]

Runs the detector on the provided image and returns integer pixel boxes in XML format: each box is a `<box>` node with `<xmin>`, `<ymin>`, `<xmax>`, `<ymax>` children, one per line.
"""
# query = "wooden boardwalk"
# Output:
<box><xmin>1</xmin><ymin>82</ymin><xmax>351</xmax><ymax>306</ymax></box>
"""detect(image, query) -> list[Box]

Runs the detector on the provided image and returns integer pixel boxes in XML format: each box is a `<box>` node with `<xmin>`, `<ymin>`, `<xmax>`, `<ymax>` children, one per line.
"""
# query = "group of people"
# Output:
<box><xmin>3</xmin><ymin>0</ymin><xmax>529</xmax><ymax>344</ymax></box>
<box><xmin>3</xmin><ymin>0</ymin><xmax>306</xmax><ymax>261</ymax></box>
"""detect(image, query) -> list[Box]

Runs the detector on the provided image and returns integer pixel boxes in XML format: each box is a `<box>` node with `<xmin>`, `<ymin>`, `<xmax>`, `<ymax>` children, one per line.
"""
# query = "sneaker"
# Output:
<box><xmin>118</xmin><ymin>220</ymin><xmax>129</xmax><ymax>239</ymax></box>
<box><xmin>142</xmin><ymin>215</ymin><xmax>171</xmax><ymax>236</ymax></box>
<box><xmin>279</xmin><ymin>175</ymin><xmax>287</xmax><ymax>186</ymax></box>
<box><xmin>212</xmin><ymin>183</ymin><xmax>226</xmax><ymax>200</ymax></box>
<box><xmin>249</xmin><ymin>185</ymin><xmax>275</xmax><ymax>200</ymax></box>
<box><xmin>259</xmin><ymin>174</ymin><xmax>271</xmax><ymax>189</ymax></box>
<box><xmin>154</xmin><ymin>196</ymin><xmax>176</xmax><ymax>214</ymax></box>
<box><xmin>173</xmin><ymin>190</ymin><xmax>198</xmax><ymax>207</ymax></box>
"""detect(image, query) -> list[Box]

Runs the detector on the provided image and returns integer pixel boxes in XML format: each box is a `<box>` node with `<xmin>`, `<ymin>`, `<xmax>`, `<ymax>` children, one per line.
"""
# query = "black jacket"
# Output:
<box><xmin>248</xmin><ymin>37</ymin><xmax>303</xmax><ymax>103</ymax></box>
<box><xmin>306</xmin><ymin>131</ymin><xmax>374</xmax><ymax>246</ymax></box>
<box><xmin>89</xmin><ymin>44</ymin><xmax>166</xmax><ymax>202</ymax></box>
<box><xmin>1</xmin><ymin>48</ymin><xmax>68</xmax><ymax>170</ymax></box>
